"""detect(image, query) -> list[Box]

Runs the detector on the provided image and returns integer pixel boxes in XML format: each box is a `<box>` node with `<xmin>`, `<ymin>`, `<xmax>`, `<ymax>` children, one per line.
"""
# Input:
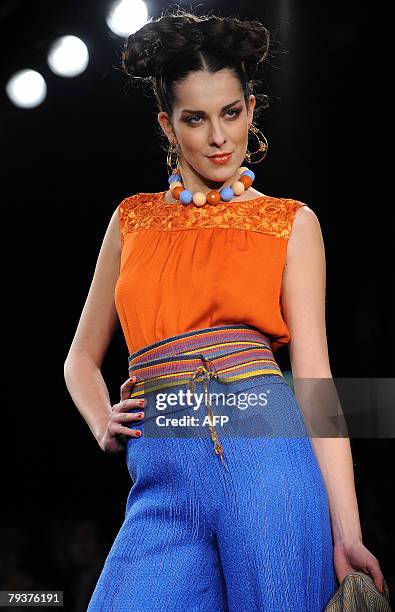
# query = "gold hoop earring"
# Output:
<box><xmin>245</xmin><ymin>124</ymin><xmax>268</xmax><ymax>164</ymax></box>
<box><xmin>167</xmin><ymin>142</ymin><xmax>180</xmax><ymax>177</ymax></box>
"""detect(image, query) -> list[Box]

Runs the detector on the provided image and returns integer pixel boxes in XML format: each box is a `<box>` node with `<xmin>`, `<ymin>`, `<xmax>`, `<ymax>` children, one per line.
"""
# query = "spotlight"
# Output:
<box><xmin>48</xmin><ymin>35</ymin><xmax>89</xmax><ymax>78</ymax></box>
<box><xmin>6</xmin><ymin>69</ymin><xmax>47</xmax><ymax>109</ymax></box>
<box><xmin>106</xmin><ymin>0</ymin><xmax>148</xmax><ymax>38</ymax></box>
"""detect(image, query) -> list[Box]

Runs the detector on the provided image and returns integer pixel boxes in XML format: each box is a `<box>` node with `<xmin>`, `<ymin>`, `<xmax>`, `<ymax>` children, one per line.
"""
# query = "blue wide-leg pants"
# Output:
<box><xmin>87</xmin><ymin>371</ymin><xmax>338</xmax><ymax>611</ymax></box>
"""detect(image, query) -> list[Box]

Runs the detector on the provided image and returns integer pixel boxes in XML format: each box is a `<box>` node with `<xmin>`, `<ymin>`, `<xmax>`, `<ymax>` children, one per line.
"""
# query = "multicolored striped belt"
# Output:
<box><xmin>127</xmin><ymin>324</ymin><xmax>284</xmax><ymax>469</ymax></box>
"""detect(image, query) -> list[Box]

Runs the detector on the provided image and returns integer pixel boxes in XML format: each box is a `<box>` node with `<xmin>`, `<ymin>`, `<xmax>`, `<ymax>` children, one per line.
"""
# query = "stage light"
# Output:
<box><xmin>48</xmin><ymin>35</ymin><xmax>89</xmax><ymax>78</ymax></box>
<box><xmin>106</xmin><ymin>0</ymin><xmax>148</xmax><ymax>38</ymax></box>
<box><xmin>5</xmin><ymin>69</ymin><xmax>47</xmax><ymax>108</ymax></box>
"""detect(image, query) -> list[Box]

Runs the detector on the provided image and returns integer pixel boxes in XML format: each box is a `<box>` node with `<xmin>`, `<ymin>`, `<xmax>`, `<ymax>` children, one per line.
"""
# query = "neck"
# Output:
<box><xmin>177</xmin><ymin>162</ymin><xmax>240</xmax><ymax>195</ymax></box>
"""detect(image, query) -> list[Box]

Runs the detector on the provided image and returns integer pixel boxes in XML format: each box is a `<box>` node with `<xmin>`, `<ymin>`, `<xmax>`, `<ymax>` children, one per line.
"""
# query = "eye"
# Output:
<box><xmin>226</xmin><ymin>109</ymin><xmax>242</xmax><ymax>119</ymax></box>
<box><xmin>186</xmin><ymin>108</ymin><xmax>242</xmax><ymax>124</ymax></box>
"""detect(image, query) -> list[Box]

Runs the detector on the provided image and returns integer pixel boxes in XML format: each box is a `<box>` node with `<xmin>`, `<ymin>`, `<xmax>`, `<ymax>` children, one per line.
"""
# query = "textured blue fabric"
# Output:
<box><xmin>87</xmin><ymin>374</ymin><xmax>338</xmax><ymax>611</ymax></box>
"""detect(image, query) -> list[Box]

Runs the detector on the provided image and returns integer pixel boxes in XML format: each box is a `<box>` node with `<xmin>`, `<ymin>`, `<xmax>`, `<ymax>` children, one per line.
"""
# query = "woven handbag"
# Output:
<box><xmin>324</xmin><ymin>572</ymin><xmax>392</xmax><ymax>611</ymax></box>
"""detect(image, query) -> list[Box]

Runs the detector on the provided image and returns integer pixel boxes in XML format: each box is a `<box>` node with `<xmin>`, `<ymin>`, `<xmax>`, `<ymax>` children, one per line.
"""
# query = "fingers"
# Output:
<box><xmin>108</xmin><ymin>420</ymin><xmax>142</xmax><ymax>438</ymax></box>
<box><xmin>110</xmin><ymin>404</ymin><xmax>145</xmax><ymax>423</ymax></box>
<box><xmin>120</xmin><ymin>375</ymin><xmax>139</xmax><ymax>401</ymax></box>
<box><xmin>114</xmin><ymin>376</ymin><xmax>146</xmax><ymax>440</ymax></box>
<box><xmin>366</xmin><ymin>556</ymin><xmax>385</xmax><ymax>594</ymax></box>
<box><xmin>110</xmin><ymin>395</ymin><xmax>145</xmax><ymax>439</ymax></box>
<box><xmin>115</xmin><ymin>397</ymin><xmax>146</xmax><ymax>413</ymax></box>
<box><xmin>117</xmin><ymin>410</ymin><xmax>145</xmax><ymax>423</ymax></box>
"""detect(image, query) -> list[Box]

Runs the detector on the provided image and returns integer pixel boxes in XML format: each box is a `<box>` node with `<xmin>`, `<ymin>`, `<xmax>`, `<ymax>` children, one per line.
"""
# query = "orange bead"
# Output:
<box><xmin>239</xmin><ymin>175</ymin><xmax>253</xmax><ymax>189</ymax></box>
<box><xmin>206</xmin><ymin>191</ymin><xmax>221</xmax><ymax>206</ymax></box>
<box><xmin>172</xmin><ymin>186</ymin><xmax>183</xmax><ymax>200</ymax></box>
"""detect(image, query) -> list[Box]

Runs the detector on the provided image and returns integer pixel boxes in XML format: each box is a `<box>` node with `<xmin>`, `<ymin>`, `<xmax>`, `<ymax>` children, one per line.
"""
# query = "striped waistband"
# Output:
<box><xmin>127</xmin><ymin>324</ymin><xmax>283</xmax><ymax>398</ymax></box>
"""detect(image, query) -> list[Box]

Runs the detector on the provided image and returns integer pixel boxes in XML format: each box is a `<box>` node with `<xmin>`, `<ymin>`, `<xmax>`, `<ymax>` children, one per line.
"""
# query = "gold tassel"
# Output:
<box><xmin>188</xmin><ymin>365</ymin><xmax>228</xmax><ymax>469</ymax></box>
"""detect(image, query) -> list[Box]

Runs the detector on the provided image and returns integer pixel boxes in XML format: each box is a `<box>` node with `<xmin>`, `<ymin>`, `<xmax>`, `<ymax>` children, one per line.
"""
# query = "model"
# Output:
<box><xmin>64</xmin><ymin>8</ymin><xmax>386</xmax><ymax>611</ymax></box>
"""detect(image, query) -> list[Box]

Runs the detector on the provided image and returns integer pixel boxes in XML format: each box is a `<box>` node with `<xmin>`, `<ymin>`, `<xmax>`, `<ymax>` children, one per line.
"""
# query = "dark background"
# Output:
<box><xmin>0</xmin><ymin>0</ymin><xmax>393</xmax><ymax>610</ymax></box>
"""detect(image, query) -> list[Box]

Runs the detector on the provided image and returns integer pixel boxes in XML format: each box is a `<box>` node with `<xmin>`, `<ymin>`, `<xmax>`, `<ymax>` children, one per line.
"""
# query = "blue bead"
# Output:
<box><xmin>168</xmin><ymin>174</ymin><xmax>182</xmax><ymax>185</ymax></box>
<box><xmin>220</xmin><ymin>187</ymin><xmax>234</xmax><ymax>202</ymax></box>
<box><xmin>241</xmin><ymin>169</ymin><xmax>255</xmax><ymax>181</ymax></box>
<box><xmin>180</xmin><ymin>190</ymin><xmax>193</xmax><ymax>205</ymax></box>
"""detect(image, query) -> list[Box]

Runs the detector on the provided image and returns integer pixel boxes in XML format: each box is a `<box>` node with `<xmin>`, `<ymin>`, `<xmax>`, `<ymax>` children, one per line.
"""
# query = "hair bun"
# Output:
<box><xmin>121</xmin><ymin>29</ymin><xmax>160</xmax><ymax>78</ymax></box>
<box><xmin>122</xmin><ymin>13</ymin><xmax>270</xmax><ymax>81</ymax></box>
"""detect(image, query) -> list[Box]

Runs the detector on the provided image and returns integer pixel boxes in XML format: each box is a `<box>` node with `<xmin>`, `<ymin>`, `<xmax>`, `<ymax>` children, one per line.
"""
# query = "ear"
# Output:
<box><xmin>247</xmin><ymin>95</ymin><xmax>256</xmax><ymax>128</ymax></box>
<box><xmin>157</xmin><ymin>111</ymin><xmax>177</xmax><ymax>145</ymax></box>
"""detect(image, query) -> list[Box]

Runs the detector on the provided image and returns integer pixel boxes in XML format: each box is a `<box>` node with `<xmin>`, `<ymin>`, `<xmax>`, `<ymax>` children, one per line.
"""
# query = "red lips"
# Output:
<box><xmin>208</xmin><ymin>153</ymin><xmax>232</xmax><ymax>158</ymax></box>
<box><xmin>208</xmin><ymin>153</ymin><xmax>232</xmax><ymax>164</ymax></box>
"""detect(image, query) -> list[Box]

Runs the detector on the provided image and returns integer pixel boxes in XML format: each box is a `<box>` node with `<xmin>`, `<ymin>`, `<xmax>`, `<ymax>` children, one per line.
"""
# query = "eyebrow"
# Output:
<box><xmin>181</xmin><ymin>99</ymin><xmax>242</xmax><ymax>114</ymax></box>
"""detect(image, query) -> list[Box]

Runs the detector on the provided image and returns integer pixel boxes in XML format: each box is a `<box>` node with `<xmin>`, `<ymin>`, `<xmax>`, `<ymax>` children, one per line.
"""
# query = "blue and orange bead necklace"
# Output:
<box><xmin>168</xmin><ymin>166</ymin><xmax>256</xmax><ymax>207</ymax></box>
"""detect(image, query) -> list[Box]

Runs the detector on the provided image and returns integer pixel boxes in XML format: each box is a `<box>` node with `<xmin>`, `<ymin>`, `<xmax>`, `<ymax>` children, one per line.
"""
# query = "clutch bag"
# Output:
<box><xmin>324</xmin><ymin>571</ymin><xmax>392</xmax><ymax>611</ymax></box>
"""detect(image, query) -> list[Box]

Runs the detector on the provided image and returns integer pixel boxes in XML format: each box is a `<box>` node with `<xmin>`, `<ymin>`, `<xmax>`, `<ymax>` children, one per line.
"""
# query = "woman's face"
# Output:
<box><xmin>158</xmin><ymin>69</ymin><xmax>256</xmax><ymax>192</ymax></box>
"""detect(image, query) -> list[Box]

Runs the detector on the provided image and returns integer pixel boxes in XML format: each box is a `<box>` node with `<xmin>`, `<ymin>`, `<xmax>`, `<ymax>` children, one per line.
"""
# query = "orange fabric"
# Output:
<box><xmin>114</xmin><ymin>191</ymin><xmax>306</xmax><ymax>355</ymax></box>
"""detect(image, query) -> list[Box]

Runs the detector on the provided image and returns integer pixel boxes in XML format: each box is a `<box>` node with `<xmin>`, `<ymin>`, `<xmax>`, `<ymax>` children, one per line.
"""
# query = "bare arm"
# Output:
<box><xmin>281</xmin><ymin>205</ymin><xmax>386</xmax><ymax>593</ymax></box>
<box><xmin>281</xmin><ymin>205</ymin><xmax>363</xmax><ymax>544</ymax></box>
<box><xmin>64</xmin><ymin>204</ymin><xmax>122</xmax><ymax>443</ymax></box>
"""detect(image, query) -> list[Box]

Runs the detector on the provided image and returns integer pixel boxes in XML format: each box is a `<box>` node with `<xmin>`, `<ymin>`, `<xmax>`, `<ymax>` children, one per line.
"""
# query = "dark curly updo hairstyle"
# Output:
<box><xmin>120</xmin><ymin>7</ymin><xmax>274</xmax><ymax>150</ymax></box>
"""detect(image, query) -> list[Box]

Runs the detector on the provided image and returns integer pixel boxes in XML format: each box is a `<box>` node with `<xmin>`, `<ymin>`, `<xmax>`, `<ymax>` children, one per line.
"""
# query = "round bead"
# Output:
<box><xmin>172</xmin><ymin>186</ymin><xmax>183</xmax><ymax>200</ymax></box>
<box><xmin>231</xmin><ymin>181</ymin><xmax>245</xmax><ymax>196</ymax></box>
<box><xmin>220</xmin><ymin>186</ymin><xmax>234</xmax><ymax>202</ymax></box>
<box><xmin>206</xmin><ymin>191</ymin><xmax>221</xmax><ymax>205</ymax></box>
<box><xmin>193</xmin><ymin>192</ymin><xmax>207</xmax><ymax>207</ymax></box>
<box><xmin>169</xmin><ymin>173</ymin><xmax>182</xmax><ymax>184</ymax></box>
<box><xmin>239</xmin><ymin>166</ymin><xmax>249</xmax><ymax>175</ymax></box>
<box><xmin>180</xmin><ymin>189</ymin><xmax>193</xmax><ymax>205</ymax></box>
<box><xmin>241</xmin><ymin>169</ymin><xmax>255</xmax><ymax>181</ymax></box>
<box><xmin>240</xmin><ymin>175</ymin><xmax>253</xmax><ymax>189</ymax></box>
<box><xmin>169</xmin><ymin>180</ymin><xmax>183</xmax><ymax>192</ymax></box>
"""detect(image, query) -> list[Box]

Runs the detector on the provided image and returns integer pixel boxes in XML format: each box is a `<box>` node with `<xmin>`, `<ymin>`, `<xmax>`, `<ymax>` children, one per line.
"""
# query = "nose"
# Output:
<box><xmin>208</xmin><ymin>120</ymin><xmax>228</xmax><ymax>148</ymax></box>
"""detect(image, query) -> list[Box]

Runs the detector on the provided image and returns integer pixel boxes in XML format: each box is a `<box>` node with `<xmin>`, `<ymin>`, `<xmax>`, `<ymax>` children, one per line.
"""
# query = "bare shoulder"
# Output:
<box><xmin>109</xmin><ymin>194</ymin><xmax>138</xmax><ymax>251</ymax></box>
<box><xmin>291</xmin><ymin>202</ymin><xmax>321</xmax><ymax>236</ymax></box>
<box><xmin>107</xmin><ymin>203</ymin><xmax>122</xmax><ymax>257</ymax></box>
<box><xmin>286</xmin><ymin>203</ymin><xmax>324</xmax><ymax>263</ymax></box>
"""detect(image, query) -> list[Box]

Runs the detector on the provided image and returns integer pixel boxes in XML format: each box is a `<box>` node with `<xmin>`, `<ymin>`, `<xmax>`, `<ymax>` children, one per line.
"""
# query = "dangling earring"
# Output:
<box><xmin>244</xmin><ymin>124</ymin><xmax>268</xmax><ymax>164</ymax></box>
<box><xmin>167</xmin><ymin>142</ymin><xmax>180</xmax><ymax>177</ymax></box>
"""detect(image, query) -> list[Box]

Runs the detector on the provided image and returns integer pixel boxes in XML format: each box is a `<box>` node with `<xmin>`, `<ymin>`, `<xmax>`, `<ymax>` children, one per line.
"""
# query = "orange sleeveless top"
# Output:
<box><xmin>114</xmin><ymin>191</ymin><xmax>306</xmax><ymax>356</ymax></box>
